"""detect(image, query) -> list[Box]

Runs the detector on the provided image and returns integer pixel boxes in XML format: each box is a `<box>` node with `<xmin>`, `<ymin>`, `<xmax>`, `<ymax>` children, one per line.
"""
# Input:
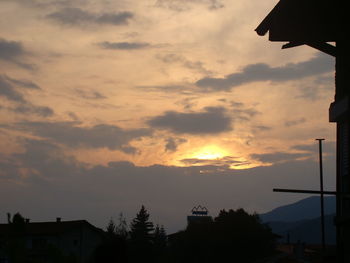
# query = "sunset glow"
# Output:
<box><xmin>0</xmin><ymin>0</ymin><xmax>336</xmax><ymax>232</ymax></box>
<box><xmin>191</xmin><ymin>145</ymin><xmax>229</xmax><ymax>160</ymax></box>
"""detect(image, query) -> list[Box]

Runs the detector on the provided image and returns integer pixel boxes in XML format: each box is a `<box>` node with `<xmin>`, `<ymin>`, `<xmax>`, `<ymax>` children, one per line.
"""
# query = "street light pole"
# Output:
<box><xmin>316</xmin><ymin>138</ymin><xmax>326</xmax><ymax>253</ymax></box>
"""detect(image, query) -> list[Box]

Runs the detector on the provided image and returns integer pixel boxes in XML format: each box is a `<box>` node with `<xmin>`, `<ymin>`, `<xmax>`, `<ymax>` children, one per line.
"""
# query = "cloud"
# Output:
<box><xmin>15</xmin><ymin>121</ymin><xmax>152</xmax><ymax>153</ymax></box>
<box><xmin>180</xmin><ymin>156</ymin><xmax>248</xmax><ymax>168</ymax></box>
<box><xmin>0</xmin><ymin>75</ymin><xmax>27</xmax><ymax>103</ymax></box>
<box><xmin>0</xmin><ymin>0</ymin><xmax>76</xmax><ymax>8</ymax></box>
<box><xmin>148</xmin><ymin>107</ymin><xmax>232</xmax><ymax>135</ymax></box>
<box><xmin>251</xmin><ymin>141</ymin><xmax>336</xmax><ymax>165</ymax></box>
<box><xmin>284</xmin><ymin>118</ymin><xmax>306</xmax><ymax>127</ymax></box>
<box><xmin>157</xmin><ymin>53</ymin><xmax>212</xmax><ymax>75</ymax></box>
<box><xmin>165</xmin><ymin>137</ymin><xmax>187</xmax><ymax>152</ymax></box>
<box><xmin>6</xmin><ymin>75</ymin><xmax>40</xmax><ymax>89</ymax></box>
<box><xmin>0</xmin><ymin>75</ymin><xmax>41</xmax><ymax>102</ymax></box>
<box><xmin>295</xmin><ymin>84</ymin><xmax>330</xmax><ymax>101</ymax></box>
<box><xmin>46</xmin><ymin>7</ymin><xmax>133</xmax><ymax>26</ymax></box>
<box><xmin>155</xmin><ymin>0</ymin><xmax>224</xmax><ymax>11</ymax></box>
<box><xmin>12</xmin><ymin>104</ymin><xmax>54</xmax><ymax>117</ymax></box>
<box><xmin>74</xmin><ymin>88</ymin><xmax>107</xmax><ymax>100</ymax></box>
<box><xmin>136</xmin><ymin>84</ymin><xmax>191</xmax><ymax>95</ymax></box>
<box><xmin>0</xmin><ymin>38</ymin><xmax>35</xmax><ymax>69</ymax></box>
<box><xmin>99</xmin><ymin>41</ymin><xmax>151</xmax><ymax>50</ymax></box>
<box><xmin>0</xmin><ymin>75</ymin><xmax>53</xmax><ymax>117</ymax></box>
<box><xmin>0</xmin><ymin>135</ymin><xmax>336</xmax><ymax>233</ymax></box>
<box><xmin>292</xmin><ymin>141</ymin><xmax>336</xmax><ymax>155</ymax></box>
<box><xmin>252</xmin><ymin>125</ymin><xmax>271</xmax><ymax>132</ymax></box>
<box><xmin>196</xmin><ymin>54</ymin><xmax>334</xmax><ymax>92</ymax></box>
<box><xmin>232</xmin><ymin>107</ymin><xmax>259</xmax><ymax>121</ymax></box>
<box><xmin>251</xmin><ymin>152</ymin><xmax>310</xmax><ymax>164</ymax></box>
<box><xmin>96</xmin><ymin>12</ymin><xmax>134</xmax><ymax>25</ymax></box>
<box><xmin>229</xmin><ymin>100</ymin><xmax>244</xmax><ymax>107</ymax></box>
<box><xmin>0</xmin><ymin>138</ymin><xmax>84</xmax><ymax>180</ymax></box>
<box><xmin>0</xmin><ymin>38</ymin><xmax>24</xmax><ymax>61</ymax></box>
<box><xmin>67</xmin><ymin>111</ymin><xmax>80</xmax><ymax>121</ymax></box>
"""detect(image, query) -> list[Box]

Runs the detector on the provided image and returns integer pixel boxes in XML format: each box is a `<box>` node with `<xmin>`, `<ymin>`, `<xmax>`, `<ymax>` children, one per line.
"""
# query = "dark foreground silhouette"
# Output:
<box><xmin>0</xmin><ymin>207</ymin><xmax>277</xmax><ymax>263</ymax></box>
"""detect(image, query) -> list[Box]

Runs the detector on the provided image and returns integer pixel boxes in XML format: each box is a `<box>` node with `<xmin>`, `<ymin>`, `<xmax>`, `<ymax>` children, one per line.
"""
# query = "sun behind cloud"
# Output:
<box><xmin>191</xmin><ymin>145</ymin><xmax>229</xmax><ymax>160</ymax></box>
<box><xmin>174</xmin><ymin>143</ymin><xmax>265</xmax><ymax>170</ymax></box>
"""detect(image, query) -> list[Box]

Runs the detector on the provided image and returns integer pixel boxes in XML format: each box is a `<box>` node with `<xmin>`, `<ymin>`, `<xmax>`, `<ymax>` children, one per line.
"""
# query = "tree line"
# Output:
<box><xmin>1</xmin><ymin>206</ymin><xmax>277</xmax><ymax>262</ymax></box>
<box><xmin>95</xmin><ymin>206</ymin><xmax>277</xmax><ymax>263</ymax></box>
<box><xmin>94</xmin><ymin>205</ymin><xmax>167</xmax><ymax>262</ymax></box>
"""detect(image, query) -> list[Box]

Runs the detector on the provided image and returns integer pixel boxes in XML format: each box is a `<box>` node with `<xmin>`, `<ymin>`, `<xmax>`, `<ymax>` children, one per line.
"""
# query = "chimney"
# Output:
<box><xmin>56</xmin><ymin>217</ymin><xmax>61</xmax><ymax>223</ymax></box>
<box><xmin>25</xmin><ymin>218</ymin><xmax>30</xmax><ymax>223</ymax></box>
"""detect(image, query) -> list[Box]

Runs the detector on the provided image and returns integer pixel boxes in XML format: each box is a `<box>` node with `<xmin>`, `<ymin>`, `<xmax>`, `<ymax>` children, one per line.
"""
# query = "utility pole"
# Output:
<box><xmin>272</xmin><ymin>139</ymin><xmax>331</xmax><ymax>258</ymax></box>
<box><xmin>316</xmin><ymin>138</ymin><xmax>326</xmax><ymax>253</ymax></box>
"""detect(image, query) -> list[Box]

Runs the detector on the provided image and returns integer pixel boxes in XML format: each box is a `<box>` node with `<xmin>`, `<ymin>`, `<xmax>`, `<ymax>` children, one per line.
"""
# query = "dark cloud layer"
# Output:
<box><xmin>0</xmin><ymin>38</ymin><xmax>35</xmax><ymax>69</ymax></box>
<box><xmin>0</xmin><ymin>137</ymin><xmax>336</xmax><ymax>232</ymax></box>
<box><xmin>46</xmin><ymin>7</ymin><xmax>133</xmax><ymax>26</ymax></box>
<box><xmin>292</xmin><ymin>141</ymin><xmax>336</xmax><ymax>155</ymax></box>
<box><xmin>284</xmin><ymin>118</ymin><xmax>306</xmax><ymax>127</ymax></box>
<box><xmin>180</xmin><ymin>156</ymin><xmax>247</xmax><ymax>168</ymax></box>
<box><xmin>252</xmin><ymin>141</ymin><xmax>336</xmax><ymax>165</ymax></box>
<box><xmin>99</xmin><ymin>41</ymin><xmax>150</xmax><ymax>50</ymax></box>
<box><xmin>0</xmin><ymin>75</ymin><xmax>28</xmax><ymax>103</ymax></box>
<box><xmin>12</xmin><ymin>105</ymin><xmax>54</xmax><ymax>117</ymax></box>
<box><xmin>155</xmin><ymin>0</ymin><xmax>224</xmax><ymax>11</ymax></box>
<box><xmin>0</xmin><ymin>75</ymin><xmax>54</xmax><ymax>117</ymax></box>
<box><xmin>74</xmin><ymin>89</ymin><xmax>107</xmax><ymax>100</ymax></box>
<box><xmin>157</xmin><ymin>53</ymin><xmax>212</xmax><ymax>75</ymax></box>
<box><xmin>0</xmin><ymin>38</ymin><xmax>24</xmax><ymax>61</ymax></box>
<box><xmin>165</xmin><ymin>137</ymin><xmax>187</xmax><ymax>152</ymax></box>
<box><xmin>251</xmin><ymin>152</ymin><xmax>310</xmax><ymax>164</ymax></box>
<box><xmin>196</xmin><ymin>54</ymin><xmax>334</xmax><ymax>92</ymax></box>
<box><xmin>0</xmin><ymin>0</ymin><xmax>75</xmax><ymax>8</ymax></box>
<box><xmin>16</xmin><ymin>121</ymin><xmax>151</xmax><ymax>153</ymax></box>
<box><xmin>148</xmin><ymin>107</ymin><xmax>232</xmax><ymax>134</ymax></box>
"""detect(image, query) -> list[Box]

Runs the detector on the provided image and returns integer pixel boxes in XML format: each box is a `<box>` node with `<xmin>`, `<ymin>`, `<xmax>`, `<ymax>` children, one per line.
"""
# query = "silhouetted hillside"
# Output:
<box><xmin>268</xmin><ymin>213</ymin><xmax>336</xmax><ymax>245</ymax></box>
<box><xmin>260</xmin><ymin>196</ymin><xmax>335</xmax><ymax>222</ymax></box>
<box><xmin>260</xmin><ymin>196</ymin><xmax>336</xmax><ymax>245</ymax></box>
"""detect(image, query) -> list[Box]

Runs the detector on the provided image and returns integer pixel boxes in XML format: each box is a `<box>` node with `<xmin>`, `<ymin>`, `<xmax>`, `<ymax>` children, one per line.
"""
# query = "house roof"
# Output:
<box><xmin>0</xmin><ymin>220</ymin><xmax>105</xmax><ymax>236</ymax></box>
<box><xmin>255</xmin><ymin>0</ymin><xmax>337</xmax><ymax>42</ymax></box>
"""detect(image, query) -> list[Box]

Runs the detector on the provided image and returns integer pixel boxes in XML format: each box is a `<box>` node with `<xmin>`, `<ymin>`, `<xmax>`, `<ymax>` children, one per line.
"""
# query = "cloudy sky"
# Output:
<box><xmin>0</xmin><ymin>0</ymin><xmax>336</xmax><ymax>232</ymax></box>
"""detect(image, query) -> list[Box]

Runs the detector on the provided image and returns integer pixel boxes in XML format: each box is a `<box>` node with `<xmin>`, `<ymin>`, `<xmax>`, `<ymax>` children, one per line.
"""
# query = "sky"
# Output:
<box><xmin>0</xmin><ymin>0</ymin><xmax>336</xmax><ymax>233</ymax></box>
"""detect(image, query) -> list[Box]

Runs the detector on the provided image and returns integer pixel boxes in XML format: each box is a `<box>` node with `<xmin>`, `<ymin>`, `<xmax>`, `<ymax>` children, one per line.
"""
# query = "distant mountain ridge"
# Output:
<box><xmin>267</xmin><ymin>214</ymin><xmax>336</xmax><ymax>244</ymax></box>
<box><xmin>259</xmin><ymin>196</ymin><xmax>336</xmax><ymax>245</ymax></box>
<box><xmin>260</xmin><ymin>196</ymin><xmax>336</xmax><ymax>223</ymax></box>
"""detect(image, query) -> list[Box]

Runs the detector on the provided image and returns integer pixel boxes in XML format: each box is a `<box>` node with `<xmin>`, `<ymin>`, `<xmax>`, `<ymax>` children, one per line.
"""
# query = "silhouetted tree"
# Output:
<box><xmin>116</xmin><ymin>213</ymin><xmax>128</xmax><ymax>240</ymax></box>
<box><xmin>212</xmin><ymin>208</ymin><xmax>276</xmax><ymax>262</ymax></box>
<box><xmin>168</xmin><ymin>208</ymin><xmax>276</xmax><ymax>263</ymax></box>
<box><xmin>106</xmin><ymin>218</ymin><xmax>116</xmax><ymax>236</ymax></box>
<box><xmin>93</xmin><ymin>216</ymin><xmax>128</xmax><ymax>263</ymax></box>
<box><xmin>153</xmin><ymin>224</ymin><xmax>167</xmax><ymax>249</ymax></box>
<box><xmin>4</xmin><ymin>213</ymin><xmax>27</xmax><ymax>263</ymax></box>
<box><xmin>129</xmin><ymin>205</ymin><xmax>154</xmax><ymax>262</ymax></box>
<box><xmin>153</xmin><ymin>224</ymin><xmax>167</xmax><ymax>262</ymax></box>
<box><xmin>7</xmin><ymin>212</ymin><xmax>26</xmax><ymax>234</ymax></box>
<box><xmin>129</xmin><ymin>205</ymin><xmax>154</xmax><ymax>243</ymax></box>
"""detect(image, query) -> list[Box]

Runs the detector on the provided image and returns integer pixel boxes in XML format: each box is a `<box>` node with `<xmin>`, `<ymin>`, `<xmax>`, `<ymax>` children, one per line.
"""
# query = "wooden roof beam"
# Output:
<box><xmin>282</xmin><ymin>41</ymin><xmax>336</xmax><ymax>57</ymax></box>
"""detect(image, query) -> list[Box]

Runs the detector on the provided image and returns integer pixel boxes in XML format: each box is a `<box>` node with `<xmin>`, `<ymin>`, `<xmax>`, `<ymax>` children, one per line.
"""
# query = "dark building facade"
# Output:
<box><xmin>255</xmin><ymin>0</ymin><xmax>349</xmax><ymax>261</ymax></box>
<box><xmin>0</xmin><ymin>218</ymin><xmax>105</xmax><ymax>262</ymax></box>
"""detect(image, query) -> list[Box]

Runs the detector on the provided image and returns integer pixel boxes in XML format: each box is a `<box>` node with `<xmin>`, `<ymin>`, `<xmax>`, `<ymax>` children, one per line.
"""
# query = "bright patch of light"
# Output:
<box><xmin>191</xmin><ymin>145</ymin><xmax>229</xmax><ymax>160</ymax></box>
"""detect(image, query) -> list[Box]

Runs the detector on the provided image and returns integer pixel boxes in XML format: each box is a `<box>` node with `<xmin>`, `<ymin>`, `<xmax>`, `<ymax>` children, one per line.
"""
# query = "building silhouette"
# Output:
<box><xmin>0</xmin><ymin>218</ymin><xmax>105</xmax><ymax>262</ymax></box>
<box><xmin>255</xmin><ymin>0</ymin><xmax>348</xmax><ymax>261</ymax></box>
<box><xmin>187</xmin><ymin>205</ymin><xmax>212</xmax><ymax>225</ymax></box>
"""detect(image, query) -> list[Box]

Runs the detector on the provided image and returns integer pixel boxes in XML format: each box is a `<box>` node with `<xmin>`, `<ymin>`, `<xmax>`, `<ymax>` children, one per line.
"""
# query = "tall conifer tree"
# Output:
<box><xmin>130</xmin><ymin>205</ymin><xmax>154</xmax><ymax>243</ymax></box>
<box><xmin>129</xmin><ymin>205</ymin><xmax>155</xmax><ymax>262</ymax></box>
